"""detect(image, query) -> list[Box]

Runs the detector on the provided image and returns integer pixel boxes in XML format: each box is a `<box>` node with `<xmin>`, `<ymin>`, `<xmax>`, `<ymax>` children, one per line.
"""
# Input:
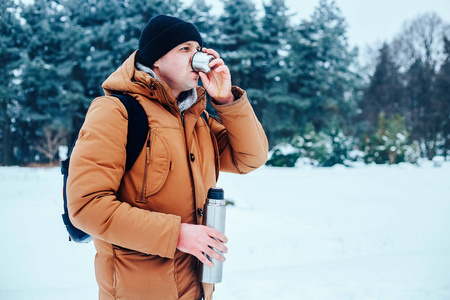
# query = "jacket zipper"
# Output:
<box><xmin>140</xmin><ymin>134</ymin><xmax>151</xmax><ymax>200</ymax></box>
<box><xmin>181</xmin><ymin>111</ymin><xmax>186</xmax><ymax>125</ymax></box>
<box><xmin>157</xmin><ymin>82</ymin><xmax>198</xmax><ymax>221</ymax></box>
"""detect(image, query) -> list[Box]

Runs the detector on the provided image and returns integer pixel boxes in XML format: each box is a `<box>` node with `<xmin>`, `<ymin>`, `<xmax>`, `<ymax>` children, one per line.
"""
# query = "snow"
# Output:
<box><xmin>268</xmin><ymin>142</ymin><xmax>299</xmax><ymax>156</ymax></box>
<box><xmin>1</xmin><ymin>162</ymin><xmax>450</xmax><ymax>299</ymax></box>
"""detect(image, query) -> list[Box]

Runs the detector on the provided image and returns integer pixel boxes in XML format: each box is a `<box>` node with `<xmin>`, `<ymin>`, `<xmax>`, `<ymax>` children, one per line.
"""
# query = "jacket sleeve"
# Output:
<box><xmin>210</xmin><ymin>86</ymin><xmax>268</xmax><ymax>174</ymax></box>
<box><xmin>67</xmin><ymin>96</ymin><xmax>180</xmax><ymax>259</ymax></box>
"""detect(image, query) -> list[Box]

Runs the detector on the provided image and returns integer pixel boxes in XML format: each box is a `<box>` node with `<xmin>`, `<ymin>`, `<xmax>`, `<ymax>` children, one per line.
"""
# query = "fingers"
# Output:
<box><xmin>204</xmin><ymin>246</ymin><xmax>226</xmax><ymax>263</ymax></box>
<box><xmin>200</xmin><ymin>228</ymin><xmax>228</xmax><ymax>267</ymax></box>
<box><xmin>197</xmin><ymin>249</ymin><xmax>215</xmax><ymax>268</ymax></box>
<box><xmin>209</xmin><ymin>58</ymin><xmax>224</xmax><ymax>69</ymax></box>
<box><xmin>208</xmin><ymin>59</ymin><xmax>230</xmax><ymax>76</ymax></box>
<box><xmin>213</xmin><ymin>65</ymin><xmax>229</xmax><ymax>74</ymax></box>
<box><xmin>176</xmin><ymin>223</ymin><xmax>229</xmax><ymax>268</ymax></box>
<box><xmin>195</xmin><ymin>241</ymin><xmax>226</xmax><ymax>268</ymax></box>
<box><xmin>202</xmin><ymin>47</ymin><xmax>220</xmax><ymax>59</ymax></box>
<box><xmin>210</xmin><ymin>237</ymin><xmax>228</xmax><ymax>253</ymax></box>
<box><xmin>199</xmin><ymin>72</ymin><xmax>209</xmax><ymax>86</ymax></box>
<box><xmin>194</xmin><ymin>243</ymin><xmax>225</xmax><ymax>268</ymax></box>
<box><xmin>207</xmin><ymin>227</ymin><xmax>228</xmax><ymax>244</ymax></box>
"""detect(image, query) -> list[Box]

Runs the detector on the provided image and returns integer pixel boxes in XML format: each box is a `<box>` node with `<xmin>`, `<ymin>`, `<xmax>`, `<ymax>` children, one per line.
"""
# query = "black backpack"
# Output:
<box><xmin>61</xmin><ymin>94</ymin><xmax>209</xmax><ymax>243</ymax></box>
<box><xmin>61</xmin><ymin>94</ymin><xmax>149</xmax><ymax>243</ymax></box>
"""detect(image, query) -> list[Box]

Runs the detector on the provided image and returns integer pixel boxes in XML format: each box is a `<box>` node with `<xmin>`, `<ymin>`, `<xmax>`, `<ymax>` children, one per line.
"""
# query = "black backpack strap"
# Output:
<box><xmin>61</xmin><ymin>144</ymin><xmax>93</xmax><ymax>242</ymax></box>
<box><xmin>61</xmin><ymin>94</ymin><xmax>148</xmax><ymax>243</ymax></box>
<box><xmin>111</xmin><ymin>94</ymin><xmax>149</xmax><ymax>171</ymax></box>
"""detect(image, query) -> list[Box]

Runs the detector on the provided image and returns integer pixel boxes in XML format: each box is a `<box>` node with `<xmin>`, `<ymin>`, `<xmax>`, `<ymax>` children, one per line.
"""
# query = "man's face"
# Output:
<box><xmin>153</xmin><ymin>41</ymin><xmax>201</xmax><ymax>98</ymax></box>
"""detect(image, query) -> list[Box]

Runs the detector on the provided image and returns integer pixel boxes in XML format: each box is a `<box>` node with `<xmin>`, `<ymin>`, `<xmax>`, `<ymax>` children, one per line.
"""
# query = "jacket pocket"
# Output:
<box><xmin>112</xmin><ymin>245</ymin><xmax>179</xmax><ymax>299</ymax></box>
<box><xmin>112</xmin><ymin>244</ymin><xmax>146</xmax><ymax>256</ymax></box>
<box><xmin>135</xmin><ymin>129</ymin><xmax>172</xmax><ymax>204</ymax></box>
<box><xmin>142</xmin><ymin>129</ymin><xmax>172</xmax><ymax>200</ymax></box>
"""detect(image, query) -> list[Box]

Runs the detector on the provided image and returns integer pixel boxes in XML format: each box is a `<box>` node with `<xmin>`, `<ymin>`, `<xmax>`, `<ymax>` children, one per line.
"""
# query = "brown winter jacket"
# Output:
<box><xmin>67</xmin><ymin>51</ymin><xmax>268</xmax><ymax>299</ymax></box>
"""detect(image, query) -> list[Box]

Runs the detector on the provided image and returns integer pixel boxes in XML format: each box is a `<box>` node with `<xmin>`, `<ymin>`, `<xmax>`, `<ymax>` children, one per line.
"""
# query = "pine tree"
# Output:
<box><xmin>179</xmin><ymin>0</ymin><xmax>217</xmax><ymax>46</ymax></box>
<box><xmin>360</xmin><ymin>43</ymin><xmax>405</xmax><ymax>133</ymax></box>
<box><xmin>286</xmin><ymin>19</ymin><xmax>320</xmax><ymax>130</ymax></box>
<box><xmin>119</xmin><ymin>0</ymin><xmax>188</xmax><ymax>45</ymax></box>
<box><xmin>58</xmin><ymin>4</ymin><xmax>92</xmax><ymax>144</ymax></box>
<box><xmin>404</xmin><ymin>58</ymin><xmax>437</xmax><ymax>159</ymax></box>
<box><xmin>61</xmin><ymin>0</ymin><xmax>132</xmax><ymax>144</ymax></box>
<box><xmin>434</xmin><ymin>36</ymin><xmax>450</xmax><ymax>158</ymax></box>
<box><xmin>125</xmin><ymin>0</ymin><xmax>185</xmax><ymax>35</ymax></box>
<box><xmin>363</xmin><ymin>112</ymin><xmax>410</xmax><ymax>164</ymax></box>
<box><xmin>19</xmin><ymin>0</ymin><xmax>71</xmax><ymax>163</ymax></box>
<box><xmin>261</xmin><ymin>0</ymin><xmax>291</xmax><ymax>82</ymax></box>
<box><xmin>287</xmin><ymin>0</ymin><xmax>360</xmax><ymax>136</ymax></box>
<box><xmin>392</xmin><ymin>13</ymin><xmax>447</xmax><ymax>159</ymax></box>
<box><xmin>321</xmin><ymin>118</ymin><xmax>354</xmax><ymax>167</ymax></box>
<box><xmin>215</xmin><ymin>0</ymin><xmax>262</xmax><ymax>90</ymax></box>
<box><xmin>309</xmin><ymin>0</ymin><xmax>359</xmax><ymax>131</ymax></box>
<box><xmin>0</xmin><ymin>0</ymin><xmax>27</xmax><ymax>165</ymax></box>
<box><xmin>68</xmin><ymin>0</ymin><xmax>129</xmax><ymax>98</ymax></box>
<box><xmin>292</xmin><ymin>122</ymin><xmax>329</xmax><ymax>166</ymax></box>
<box><xmin>259</xmin><ymin>0</ymin><xmax>296</xmax><ymax>146</ymax></box>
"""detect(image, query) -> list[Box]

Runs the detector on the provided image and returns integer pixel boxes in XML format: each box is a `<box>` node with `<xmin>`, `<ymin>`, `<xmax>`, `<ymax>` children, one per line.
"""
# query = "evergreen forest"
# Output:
<box><xmin>1</xmin><ymin>0</ymin><xmax>449</xmax><ymax>166</ymax></box>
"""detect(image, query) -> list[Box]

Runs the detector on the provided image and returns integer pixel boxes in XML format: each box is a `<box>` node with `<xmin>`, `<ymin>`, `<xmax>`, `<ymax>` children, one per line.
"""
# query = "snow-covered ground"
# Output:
<box><xmin>1</xmin><ymin>161</ymin><xmax>449</xmax><ymax>299</ymax></box>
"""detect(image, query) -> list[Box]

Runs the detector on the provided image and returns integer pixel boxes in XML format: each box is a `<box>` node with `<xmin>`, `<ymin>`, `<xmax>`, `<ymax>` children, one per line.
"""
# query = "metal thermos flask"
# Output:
<box><xmin>192</xmin><ymin>52</ymin><xmax>215</xmax><ymax>74</ymax></box>
<box><xmin>199</xmin><ymin>187</ymin><xmax>227</xmax><ymax>284</ymax></box>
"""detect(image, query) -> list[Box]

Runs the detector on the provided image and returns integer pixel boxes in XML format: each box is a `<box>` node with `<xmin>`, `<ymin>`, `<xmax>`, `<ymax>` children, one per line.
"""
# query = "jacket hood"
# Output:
<box><xmin>101</xmin><ymin>51</ymin><xmax>206</xmax><ymax>115</ymax></box>
<box><xmin>102</xmin><ymin>51</ymin><xmax>151</xmax><ymax>97</ymax></box>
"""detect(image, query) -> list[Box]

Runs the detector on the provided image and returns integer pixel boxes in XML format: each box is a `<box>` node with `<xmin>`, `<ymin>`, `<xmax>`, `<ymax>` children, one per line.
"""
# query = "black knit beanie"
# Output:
<box><xmin>136</xmin><ymin>15</ymin><xmax>203</xmax><ymax>67</ymax></box>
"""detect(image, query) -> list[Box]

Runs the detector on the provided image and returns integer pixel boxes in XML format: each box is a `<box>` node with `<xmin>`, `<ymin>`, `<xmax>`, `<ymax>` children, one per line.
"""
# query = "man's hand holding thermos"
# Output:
<box><xmin>176</xmin><ymin>187</ymin><xmax>228</xmax><ymax>281</ymax></box>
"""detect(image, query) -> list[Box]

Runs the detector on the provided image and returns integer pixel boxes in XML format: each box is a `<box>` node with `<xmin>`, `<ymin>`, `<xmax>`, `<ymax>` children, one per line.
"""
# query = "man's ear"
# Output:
<box><xmin>153</xmin><ymin>59</ymin><xmax>160</xmax><ymax>69</ymax></box>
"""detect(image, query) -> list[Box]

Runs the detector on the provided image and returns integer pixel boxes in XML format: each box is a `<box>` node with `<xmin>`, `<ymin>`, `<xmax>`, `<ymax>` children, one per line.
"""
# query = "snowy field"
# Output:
<box><xmin>0</xmin><ymin>161</ymin><xmax>449</xmax><ymax>300</ymax></box>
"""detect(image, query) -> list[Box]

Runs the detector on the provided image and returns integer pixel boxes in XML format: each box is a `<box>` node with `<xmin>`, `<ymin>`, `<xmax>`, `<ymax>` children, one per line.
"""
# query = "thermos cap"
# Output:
<box><xmin>207</xmin><ymin>187</ymin><xmax>224</xmax><ymax>200</ymax></box>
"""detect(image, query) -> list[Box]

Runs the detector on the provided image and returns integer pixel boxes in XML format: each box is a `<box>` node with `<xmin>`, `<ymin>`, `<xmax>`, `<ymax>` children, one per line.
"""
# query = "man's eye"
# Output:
<box><xmin>181</xmin><ymin>47</ymin><xmax>189</xmax><ymax>51</ymax></box>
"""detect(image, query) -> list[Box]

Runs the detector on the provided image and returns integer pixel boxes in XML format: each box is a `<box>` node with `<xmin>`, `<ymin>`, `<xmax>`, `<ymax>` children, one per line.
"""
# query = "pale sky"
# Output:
<box><xmin>201</xmin><ymin>0</ymin><xmax>450</xmax><ymax>51</ymax></box>
<box><xmin>286</xmin><ymin>0</ymin><xmax>450</xmax><ymax>50</ymax></box>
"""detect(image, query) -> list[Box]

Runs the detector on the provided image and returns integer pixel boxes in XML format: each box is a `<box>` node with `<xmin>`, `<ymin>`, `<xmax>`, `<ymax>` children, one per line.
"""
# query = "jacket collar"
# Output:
<box><xmin>102</xmin><ymin>51</ymin><xmax>207</xmax><ymax>118</ymax></box>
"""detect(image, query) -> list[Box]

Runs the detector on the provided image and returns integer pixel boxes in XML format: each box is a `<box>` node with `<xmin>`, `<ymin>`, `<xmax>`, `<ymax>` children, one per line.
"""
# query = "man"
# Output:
<box><xmin>67</xmin><ymin>15</ymin><xmax>268</xmax><ymax>300</ymax></box>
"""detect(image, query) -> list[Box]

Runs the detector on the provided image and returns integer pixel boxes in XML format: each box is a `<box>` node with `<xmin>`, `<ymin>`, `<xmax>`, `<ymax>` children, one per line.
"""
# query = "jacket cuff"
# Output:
<box><xmin>164</xmin><ymin>215</ymin><xmax>182</xmax><ymax>259</ymax></box>
<box><xmin>211</xmin><ymin>86</ymin><xmax>246</xmax><ymax>110</ymax></box>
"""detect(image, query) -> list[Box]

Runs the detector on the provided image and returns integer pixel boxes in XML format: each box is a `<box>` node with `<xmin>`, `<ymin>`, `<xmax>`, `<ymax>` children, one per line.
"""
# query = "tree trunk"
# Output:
<box><xmin>1</xmin><ymin>100</ymin><xmax>12</xmax><ymax>165</ymax></box>
<box><xmin>426</xmin><ymin>140</ymin><xmax>435</xmax><ymax>160</ymax></box>
<box><xmin>388</xmin><ymin>152</ymin><xmax>396</xmax><ymax>164</ymax></box>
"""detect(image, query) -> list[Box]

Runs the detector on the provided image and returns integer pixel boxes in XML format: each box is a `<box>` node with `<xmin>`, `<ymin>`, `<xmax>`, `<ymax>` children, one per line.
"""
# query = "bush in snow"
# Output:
<box><xmin>292</xmin><ymin>123</ymin><xmax>330</xmax><ymax>164</ymax></box>
<box><xmin>362</xmin><ymin>113</ymin><xmax>412</xmax><ymax>164</ymax></box>
<box><xmin>404</xmin><ymin>141</ymin><xmax>421</xmax><ymax>165</ymax></box>
<box><xmin>266</xmin><ymin>143</ymin><xmax>301</xmax><ymax>167</ymax></box>
<box><xmin>348</xmin><ymin>149</ymin><xmax>366</xmax><ymax>162</ymax></box>
<box><xmin>294</xmin><ymin>123</ymin><xmax>355</xmax><ymax>167</ymax></box>
<box><xmin>267</xmin><ymin>123</ymin><xmax>355</xmax><ymax>167</ymax></box>
<box><xmin>320</xmin><ymin>124</ymin><xmax>355</xmax><ymax>167</ymax></box>
<box><xmin>432</xmin><ymin>156</ymin><xmax>445</xmax><ymax>167</ymax></box>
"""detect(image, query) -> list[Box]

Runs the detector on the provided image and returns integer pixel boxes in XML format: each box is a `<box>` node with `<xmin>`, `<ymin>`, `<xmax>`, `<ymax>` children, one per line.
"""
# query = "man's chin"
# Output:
<box><xmin>190</xmin><ymin>79</ymin><xmax>200</xmax><ymax>89</ymax></box>
<box><xmin>181</xmin><ymin>84</ymin><xmax>198</xmax><ymax>93</ymax></box>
